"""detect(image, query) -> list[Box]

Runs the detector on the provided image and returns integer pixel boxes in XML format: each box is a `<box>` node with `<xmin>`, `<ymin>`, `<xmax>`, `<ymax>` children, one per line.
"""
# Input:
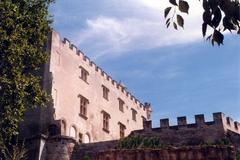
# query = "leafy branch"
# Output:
<box><xmin>164</xmin><ymin>0</ymin><xmax>240</xmax><ymax>46</ymax></box>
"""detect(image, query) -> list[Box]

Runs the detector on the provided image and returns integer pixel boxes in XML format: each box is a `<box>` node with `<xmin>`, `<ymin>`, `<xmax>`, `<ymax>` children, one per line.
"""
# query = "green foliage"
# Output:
<box><xmin>0</xmin><ymin>0</ymin><xmax>54</xmax><ymax>158</ymax></box>
<box><xmin>0</xmin><ymin>141</ymin><xmax>28</xmax><ymax>160</ymax></box>
<box><xmin>117</xmin><ymin>136</ymin><xmax>168</xmax><ymax>149</ymax></box>
<box><xmin>237</xmin><ymin>152</ymin><xmax>240</xmax><ymax>160</ymax></box>
<box><xmin>164</xmin><ymin>0</ymin><xmax>240</xmax><ymax>46</ymax></box>
<box><xmin>215</xmin><ymin>137</ymin><xmax>232</xmax><ymax>145</ymax></box>
<box><xmin>83</xmin><ymin>155</ymin><xmax>92</xmax><ymax>160</ymax></box>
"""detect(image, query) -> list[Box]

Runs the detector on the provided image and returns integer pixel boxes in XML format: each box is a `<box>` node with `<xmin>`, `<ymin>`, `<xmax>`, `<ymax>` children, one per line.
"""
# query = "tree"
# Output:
<box><xmin>0</xmin><ymin>0</ymin><xmax>54</xmax><ymax>157</ymax></box>
<box><xmin>164</xmin><ymin>0</ymin><xmax>240</xmax><ymax>45</ymax></box>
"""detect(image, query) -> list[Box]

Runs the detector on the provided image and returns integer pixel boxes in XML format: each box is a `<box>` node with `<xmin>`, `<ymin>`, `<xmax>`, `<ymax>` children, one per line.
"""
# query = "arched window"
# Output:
<box><xmin>61</xmin><ymin>119</ymin><xmax>67</xmax><ymax>135</ymax></box>
<box><xmin>79</xmin><ymin>133</ymin><xmax>83</xmax><ymax>143</ymax></box>
<box><xmin>84</xmin><ymin>133</ymin><xmax>91</xmax><ymax>143</ymax></box>
<box><xmin>69</xmin><ymin>125</ymin><xmax>77</xmax><ymax>138</ymax></box>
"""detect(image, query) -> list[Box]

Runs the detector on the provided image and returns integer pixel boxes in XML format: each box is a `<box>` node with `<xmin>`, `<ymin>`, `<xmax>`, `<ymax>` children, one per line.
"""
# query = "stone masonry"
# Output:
<box><xmin>19</xmin><ymin>30</ymin><xmax>240</xmax><ymax>160</ymax></box>
<box><xmin>131</xmin><ymin>112</ymin><xmax>240</xmax><ymax>148</ymax></box>
<box><xmin>95</xmin><ymin>146</ymin><xmax>236</xmax><ymax>160</ymax></box>
<box><xmin>19</xmin><ymin>30</ymin><xmax>151</xmax><ymax>160</ymax></box>
<box><xmin>28</xmin><ymin>112</ymin><xmax>240</xmax><ymax>160</ymax></box>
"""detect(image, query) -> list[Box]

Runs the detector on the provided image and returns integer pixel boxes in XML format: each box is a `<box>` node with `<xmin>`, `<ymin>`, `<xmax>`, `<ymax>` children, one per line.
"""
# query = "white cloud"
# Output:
<box><xmin>73</xmin><ymin>0</ymin><xmax>203</xmax><ymax>59</ymax></box>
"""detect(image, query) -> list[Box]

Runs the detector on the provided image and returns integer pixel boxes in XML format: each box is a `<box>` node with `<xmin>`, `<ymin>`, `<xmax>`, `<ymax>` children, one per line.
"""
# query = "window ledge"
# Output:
<box><xmin>102</xmin><ymin>128</ymin><xmax>110</xmax><ymax>134</ymax></box>
<box><xmin>79</xmin><ymin>113</ymin><xmax>88</xmax><ymax>120</ymax></box>
<box><xmin>79</xmin><ymin>76</ymin><xmax>89</xmax><ymax>84</ymax></box>
<box><xmin>103</xmin><ymin>97</ymin><xmax>109</xmax><ymax>101</ymax></box>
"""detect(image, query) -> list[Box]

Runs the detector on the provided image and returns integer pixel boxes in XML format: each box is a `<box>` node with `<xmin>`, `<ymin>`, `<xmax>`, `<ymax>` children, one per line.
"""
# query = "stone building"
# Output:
<box><xmin>19</xmin><ymin>30</ymin><xmax>151</xmax><ymax>158</ymax></box>
<box><xmin>36</xmin><ymin>112</ymin><xmax>240</xmax><ymax>160</ymax></box>
<box><xmin>132</xmin><ymin>112</ymin><xmax>240</xmax><ymax>147</ymax></box>
<box><xmin>19</xmin><ymin>30</ymin><xmax>240</xmax><ymax>160</ymax></box>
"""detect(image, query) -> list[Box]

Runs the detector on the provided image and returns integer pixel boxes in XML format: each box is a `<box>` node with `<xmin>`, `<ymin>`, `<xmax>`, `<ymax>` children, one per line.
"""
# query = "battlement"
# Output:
<box><xmin>51</xmin><ymin>30</ymin><xmax>151</xmax><ymax>114</ymax></box>
<box><xmin>143</xmin><ymin>112</ymin><xmax>240</xmax><ymax>134</ymax></box>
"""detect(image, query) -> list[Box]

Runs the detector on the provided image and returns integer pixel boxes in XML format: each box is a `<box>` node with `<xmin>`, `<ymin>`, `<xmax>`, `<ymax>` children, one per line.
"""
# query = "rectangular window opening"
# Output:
<box><xmin>79</xmin><ymin>66</ymin><xmax>89</xmax><ymax>83</ymax></box>
<box><xmin>118</xmin><ymin>98</ymin><xmax>124</xmax><ymax>112</ymax></box>
<box><xmin>119</xmin><ymin>122</ymin><xmax>126</xmax><ymax>139</ymax></box>
<box><xmin>102</xmin><ymin>111</ymin><xmax>110</xmax><ymax>133</ymax></box>
<box><xmin>131</xmin><ymin>108</ymin><xmax>137</xmax><ymax>121</ymax></box>
<box><xmin>102</xmin><ymin>85</ymin><xmax>109</xmax><ymax>100</ymax></box>
<box><xmin>79</xmin><ymin>95</ymin><xmax>89</xmax><ymax>120</ymax></box>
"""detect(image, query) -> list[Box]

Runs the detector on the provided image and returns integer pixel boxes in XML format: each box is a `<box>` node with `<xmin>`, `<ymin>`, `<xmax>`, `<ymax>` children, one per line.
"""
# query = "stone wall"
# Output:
<box><xmin>95</xmin><ymin>146</ymin><xmax>236</xmax><ymax>160</ymax></box>
<box><xmin>45</xmin><ymin>30</ymin><xmax>151</xmax><ymax>143</ymax></box>
<box><xmin>131</xmin><ymin>112</ymin><xmax>240</xmax><ymax>146</ymax></box>
<box><xmin>41</xmin><ymin>136</ymin><xmax>118</xmax><ymax>160</ymax></box>
<box><xmin>41</xmin><ymin>136</ymin><xmax>76</xmax><ymax>160</ymax></box>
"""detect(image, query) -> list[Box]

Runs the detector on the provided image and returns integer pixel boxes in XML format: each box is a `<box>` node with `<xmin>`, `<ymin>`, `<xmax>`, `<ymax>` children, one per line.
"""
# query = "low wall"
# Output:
<box><xmin>130</xmin><ymin>112</ymin><xmax>240</xmax><ymax>146</ymax></box>
<box><xmin>43</xmin><ymin>136</ymin><xmax>76</xmax><ymax>160</ymax></box>
<box><xmin>71</xmin><ymin>140</ymin><xmax>118</xmax><ymax>160</ymax></box>
<box><xmin>96</xmin><ymin>146</ymin><xmax>236</xmax><ymax>160</ymax></box>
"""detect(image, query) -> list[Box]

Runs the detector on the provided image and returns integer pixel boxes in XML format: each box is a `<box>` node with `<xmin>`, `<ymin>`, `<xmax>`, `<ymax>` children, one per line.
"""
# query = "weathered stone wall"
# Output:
<box><xmin>95</xmin><ymin>146</ymin><xmax>236</xmax><ymax>160</ymax></box>
<box><xmin>41</xmin><ymin>136</ymin><xmax>118</xmax><ymax>160</ymax></box>
<box><xmin>131</xmin><ymin>112</ymin><xmax>240</xmax><ymax>146</ymax></box>
<box><xmin>44</xmin><ymin>30</ymin><xmax>151</xmax><ymax>143</ymax></box>
<box><xmin>71</xmin><ymin>140</ymin><xmax>118</xmax><ymax>160</ymax></box>
<box><xmin>40</xmin><ymin>136</ymin><xmax>237</xmax><ymax>160</ymax></box>
<box><xmin>42</xmin><ymin>136</ymin><xmax>76</xmax><ymax>160</ymax></box>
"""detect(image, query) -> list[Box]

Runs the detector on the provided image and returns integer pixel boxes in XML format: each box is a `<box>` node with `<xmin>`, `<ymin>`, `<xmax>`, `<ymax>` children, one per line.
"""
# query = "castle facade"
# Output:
<box><xmin>20</xmin><ymin>30</ymin><xmax>151</xmax><ymax>145</ymax></box>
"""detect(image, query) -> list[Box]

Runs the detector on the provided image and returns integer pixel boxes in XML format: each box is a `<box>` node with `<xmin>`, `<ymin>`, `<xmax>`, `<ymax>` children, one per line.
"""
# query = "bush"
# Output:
<box><xmin>237</xmin><ymin>152</ymin><xmax>240</xmax><ymax>160</ymax></box>
<box><xmin>117</xmin><ymin>136</ymin><xmax>167</xmax><ymax>149</ymax></box>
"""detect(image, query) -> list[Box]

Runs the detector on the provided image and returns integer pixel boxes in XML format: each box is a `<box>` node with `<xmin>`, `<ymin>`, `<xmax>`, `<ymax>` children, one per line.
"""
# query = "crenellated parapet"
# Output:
<box><xmin>50</xmin><ymin>30</ymin><xmax>151</xmax><ymax>114</ymax></box>
<box><xmin>142</xmin><ymin>112</ymin><xmax>240</xmax><ymax>135</ymax></box>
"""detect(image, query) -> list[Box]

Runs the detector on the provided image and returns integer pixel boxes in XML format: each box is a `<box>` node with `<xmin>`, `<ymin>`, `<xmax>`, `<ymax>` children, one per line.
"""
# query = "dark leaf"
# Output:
<box><xmin>169</xmin><ymin>0</ymin><xmax>178</xmax><ymax>6</ymax></box>
<box><xmin>206</xmin><ymin>34</ymin><xmax>212</xmax><ymax>41</ymax></box>
<box><xmin>223</xmin><ymin>16</ymin><xmax>236</xmax><ymax>32</ymax></box>
<box><xmin>209</xmin><ymin>0</ymin><xmax>220</xmax><ymax>12</ymax></box>
<box><xmin>238</xmin><ymin>28</ymin><xmax>240</xmax><ymax>34</ymax></box>
<box><xmin>164</xmin><ymin>7</ymin><xmax>172</xmax><ymax>18</ymax></box>
<box><xmin>173</xmin><ymin>22</ymin><xmax>178</xmax><ymax>30</ymax></box>
<box><xmin>202</xmin><ymin>23</ymin><xmax>207</xmax><ymax>37</ymax></box>
<box><xmin>177</xmin><ymin>14</ymin><xmax>184</xmax><ymax>28</ymax></box>
<box><xmin>211</xmin><ymin>39</ymin><xmax>215</xmax><ymax>46</ymax></box>
<box><xmin>235</xmin><ymin>6</ymin><xmax>240</xmax><ymax>21</ymax></box>
<box><xmin>211</xmin><ymin>7</ymin><xmax>222</xmax><ymax>28</ymax></box>
<box><xmin>166</xmin><ymin>18</ymin><xmax>171</xmax><ymax>25</ymax></box>
<box><xmin>203</xmin><ymin>0</ymin><xmax>210</xmax><ymax>11</ymax></box>
<box><xmin>167</xmin><ymin>22</ymin><xmax>171</xmax><ymax>28</ymax></box>
<box><xmin>213</xmin><ymin>29</ymin><xmax>224</xmax><ymax>45</ymax></box>
<box><xmin>203</xmin><ymin>11</ymin><xmax>212</xmax><ymax>26</ymax></box>
<box><xmin>221</xmin><ymin>1</ymin><xmax>236</xmax><ymax>18</ymax></box>
<box><xmin>232</xmin><ymin>18</ymin><xmax>239</xmax><ymax>26</ymax></box>
<box><xmin>179</xmin><ymin>0</ymin><xmax>189</xmax><ymax>14</ymax></box>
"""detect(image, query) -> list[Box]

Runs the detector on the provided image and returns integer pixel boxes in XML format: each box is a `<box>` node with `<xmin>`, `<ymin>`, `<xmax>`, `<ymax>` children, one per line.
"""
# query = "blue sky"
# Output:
<box><xmin>50</xmin><ymin>0</ymin><xmax>240</xmax><ymax>127</ymax></box>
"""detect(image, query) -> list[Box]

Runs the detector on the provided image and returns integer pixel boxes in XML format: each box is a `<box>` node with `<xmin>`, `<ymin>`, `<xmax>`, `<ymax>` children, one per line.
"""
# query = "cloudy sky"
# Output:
<box><xmin>50</xmin><ymin>0</ymin><xmax>240</xmax><ymax>126</ymax></box>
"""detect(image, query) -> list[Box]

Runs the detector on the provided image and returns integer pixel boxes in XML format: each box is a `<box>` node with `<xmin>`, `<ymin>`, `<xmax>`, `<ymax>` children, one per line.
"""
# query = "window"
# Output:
<box><xmin>102</xmin><ymin>85</ymin><xmax>109</xmax><ymax>100</ymax></box>
<box><xmin>79</xmin><ymin>133</ymin><xmax>83</xmax><ymax>143</ymax></box>
<box><xmin>84</xmin><ymin>133</ymin><xmax>91</xmax><ymax>143</ymax></box>
<box><xmin>141</xmin><ymin>116</ymin><xmax>146</xmax><ymax>123</ymax></box>
<box><xmin>70</xmin><ymin>125</ymin><xmax>77</xmax><ymax>138</ymax></box>
<box><xmin>61</xmin><ymin>119</ymin><xmax>66</xmax><ymax>135</ymax></box>
<box><xmin>131</xmin><ymin>108</ymin><xmax>137</xmax><ymax>121</ymax></box>
<box><xmin>78</xmin><ymin>94</ymin><xmax>89</xmax><ymax>119</ymax></box>
<box><xmin>79</xmin><ymin>66</ymin><xmax>89</xmax><ymax>83</ymax></box>
<box><xmin>101</xmin><ymin>110</ymin><xmax>110</xmax><ymax>133</ymax></box>
<box><xmin>118</xmin><ymin>98</ymin><xmax>124</xmax><ymax>112</ymax></box>
<box><xmin>118</xmin><ymin>122</ymin><xmax>126</xmax><ymax>139</ymax></box>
